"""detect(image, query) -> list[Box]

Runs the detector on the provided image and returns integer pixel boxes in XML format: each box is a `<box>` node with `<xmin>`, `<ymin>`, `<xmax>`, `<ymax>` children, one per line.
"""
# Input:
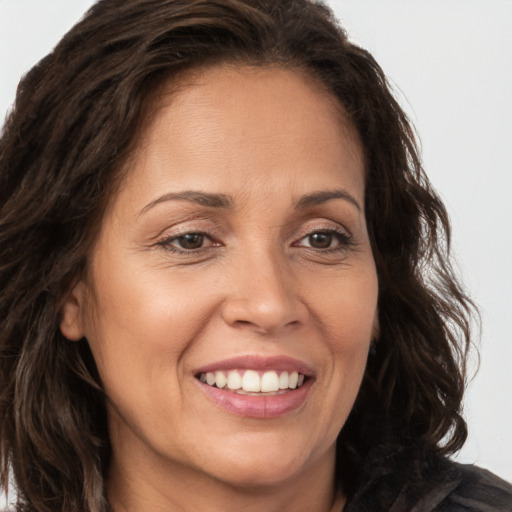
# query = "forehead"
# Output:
<box><xmin>118</xmin><ymin>65</ymin><xmax>365</xmax><ymax>210</ymax></box>
<box><xmin>148</xmin><ymin>64</ymin><xmax>361</xmax><ymax>153</ymax></box>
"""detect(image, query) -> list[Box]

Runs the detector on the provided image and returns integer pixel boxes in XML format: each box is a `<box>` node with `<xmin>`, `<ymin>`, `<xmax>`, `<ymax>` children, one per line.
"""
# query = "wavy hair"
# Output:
<box><xmin>0</xmin><ymin>0</ymin><xmax>475</xmax><ymax>510</ymax></box>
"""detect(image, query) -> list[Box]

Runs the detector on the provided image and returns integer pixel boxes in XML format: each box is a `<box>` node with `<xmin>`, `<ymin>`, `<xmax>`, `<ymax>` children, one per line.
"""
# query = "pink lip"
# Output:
<box><xmin>193</xmin><ymin>355</ymin><xmax>315</xmax><ymax>419</ymax></box>
<box><xmin>196</xmin><ymin>378</ymin><xmax>313</xmax><ymax>418</ymax></box>
<box><xmin>194</xmin><ymin>355</ymin><xmax>314</xmax><ymax>376</ymax></box>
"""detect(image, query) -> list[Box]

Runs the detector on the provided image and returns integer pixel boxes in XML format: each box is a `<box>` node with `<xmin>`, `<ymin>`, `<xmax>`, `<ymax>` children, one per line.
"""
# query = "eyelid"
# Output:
<box><xmin>290</xmin><ymin>219</ymin><xmax>356</xmax><ymax>254</ymax></box>
<box><xmin>295</xmin><ymin>229</ymin><xmax>351</xmax><ymax>246</ymax></box>
<box><xmin>156</xmin><ymin>230</ymin><xmax>220</xmax><ymax>249</ymax></box>
<box><xmin>150</xmin><ymin>217</ymin><xmax>225</xmax><ymax>255</ymax></box>
<box><xmin>292</xmin><ymin>219</ymin><xmax>352</xmax><ymax>240</ymax></box>
<box><xmin>150</xmin><ymin>216</ymin><xmax>223</xmax><ymax>241</ymax></box>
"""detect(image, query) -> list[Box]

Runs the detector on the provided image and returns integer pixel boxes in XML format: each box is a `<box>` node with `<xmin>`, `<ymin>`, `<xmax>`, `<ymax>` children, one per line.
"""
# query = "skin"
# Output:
<box><xmin>61</xmin><ymin>65</ymin><xmax>379</xmax><ymax>512</ymax></box>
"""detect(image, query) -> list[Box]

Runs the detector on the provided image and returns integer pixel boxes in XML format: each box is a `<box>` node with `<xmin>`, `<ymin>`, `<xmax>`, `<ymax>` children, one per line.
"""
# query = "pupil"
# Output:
<box><xmin>310</xmin><ymin>232</ymin><xmax>332</xmax><ymax>248</ymax></box>
<box><xmin>180</xmin><ymin>234</ymin><xmax>204</xmax><ymax>249</ymax></box>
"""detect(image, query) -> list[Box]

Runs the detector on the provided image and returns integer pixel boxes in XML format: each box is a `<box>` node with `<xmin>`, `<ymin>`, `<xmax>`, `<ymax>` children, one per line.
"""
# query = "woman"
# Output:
<box><xmin>0</xmin><ymin>0</ymin><xmax>510</xmax><ymax>511</ymax></box>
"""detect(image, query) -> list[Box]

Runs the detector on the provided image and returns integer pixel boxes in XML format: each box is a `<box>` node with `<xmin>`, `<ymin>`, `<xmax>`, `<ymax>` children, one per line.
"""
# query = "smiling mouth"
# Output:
<box><xmin>196</xmin><ymin>369</ymin><xmax>306</xmax><ymax>396</ymax></box>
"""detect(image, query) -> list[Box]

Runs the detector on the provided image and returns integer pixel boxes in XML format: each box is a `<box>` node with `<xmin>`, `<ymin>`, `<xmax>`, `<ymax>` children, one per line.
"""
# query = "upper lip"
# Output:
<box><xmin>194</xmin><ymin>355</ymin><xmax>315</xmax><ymax>377</ymax></box>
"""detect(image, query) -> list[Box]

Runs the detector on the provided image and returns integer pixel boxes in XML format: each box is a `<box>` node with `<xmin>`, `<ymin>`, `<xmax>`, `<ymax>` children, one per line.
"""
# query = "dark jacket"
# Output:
<box><xmin>344</xmin><ymin>444</ymin><xmax>512</xmax><ymax>511</ymax></box>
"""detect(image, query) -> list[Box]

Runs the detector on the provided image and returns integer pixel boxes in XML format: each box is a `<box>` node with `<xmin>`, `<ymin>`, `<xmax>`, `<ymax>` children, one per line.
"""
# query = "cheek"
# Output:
<box><xmin>81</xmin><ymin>269</ymin><xmax>203</xmax><ymax>440</ymax></box>
<box><xmin>310</xmin><ymin>266</ymin><xmax>378</xmax><ymax>348</ymax></box>
<box><xmin>309</xmin><ymin>265</ymin><xmax>378</xmax><ymax>413</ymax></box>
<box><xmin>82</xmin><ymin>257</ymin><xmax>223</xmax><ymax>386</ymax></box>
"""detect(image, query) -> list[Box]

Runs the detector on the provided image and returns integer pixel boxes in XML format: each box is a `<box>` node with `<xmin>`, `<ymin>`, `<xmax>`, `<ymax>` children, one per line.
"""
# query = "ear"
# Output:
<box><xmin>60</xmin><ymin>280</ymin><xmax>87</xmax><ymax>341</ymax></box>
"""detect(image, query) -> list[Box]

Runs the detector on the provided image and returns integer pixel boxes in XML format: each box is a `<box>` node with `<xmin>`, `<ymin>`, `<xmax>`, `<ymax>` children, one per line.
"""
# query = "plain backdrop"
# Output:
<box><xmin>1</xmin><ymin>0</ymin><xmax>510</xmax><ymax>506</ymax></box>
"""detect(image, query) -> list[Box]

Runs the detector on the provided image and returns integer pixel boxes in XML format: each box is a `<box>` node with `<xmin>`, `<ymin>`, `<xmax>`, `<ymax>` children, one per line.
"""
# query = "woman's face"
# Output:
<box><xmin>61</xmin><ymin>66</ymin><xmax>378</xmax><ymax>491</ymax></box>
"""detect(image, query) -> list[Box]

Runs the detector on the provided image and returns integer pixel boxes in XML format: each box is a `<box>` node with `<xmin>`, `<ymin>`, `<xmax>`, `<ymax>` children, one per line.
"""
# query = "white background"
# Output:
<box><xmin>1</xmin><ymin>0</ymin><xmax>510</xmax><ymax>505</ymax></box>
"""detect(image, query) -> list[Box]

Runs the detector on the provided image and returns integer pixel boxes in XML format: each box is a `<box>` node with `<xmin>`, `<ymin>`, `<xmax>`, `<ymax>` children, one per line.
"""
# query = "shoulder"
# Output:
<box><xmin>400</xmin><ymin>458</ymin><xmax>512</xmax><ymax>512</ymax></box>
<box><xmin>345</xmin><ymin>447</ymin><xmax>512</xmax><ymax>512</ymax></box>
<box><xmin>434</xmin><ymin>462</ymin><xmax>512</xmax><ymax>512</ymax></box>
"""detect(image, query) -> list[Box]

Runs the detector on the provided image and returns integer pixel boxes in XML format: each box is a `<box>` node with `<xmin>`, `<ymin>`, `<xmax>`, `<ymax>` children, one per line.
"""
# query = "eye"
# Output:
<box><xmin>174</xmin><ymin>233</ymin><xmax>206</xmax><ymax>250</ymax></box>
<box><xmin>157</xmin><ymin>232</ymin><xmax>218</xmax><ymax>252</ymax></box>
<box><xmin>296</xmin><ymin>229</ymin><xmax>352</xmax><ymax>251</ymax></box>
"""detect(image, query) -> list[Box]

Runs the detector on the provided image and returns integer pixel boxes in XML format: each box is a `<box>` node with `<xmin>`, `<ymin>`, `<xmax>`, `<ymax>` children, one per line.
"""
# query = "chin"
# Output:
<box><xmin>210</xmin><ymin>459</ymin><xmax>306</xmax><ymax>489</ymax></box>
<box><xmin>196</xmin><ymin>435</ymin><xmax>326</xmax><ymax>489</ymax></box>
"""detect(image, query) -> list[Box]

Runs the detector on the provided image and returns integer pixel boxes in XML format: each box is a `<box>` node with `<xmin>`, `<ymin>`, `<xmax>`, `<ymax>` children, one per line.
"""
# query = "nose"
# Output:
<box><xmin>220</xmin><ymin>249</ymin><xmax>308</xmax><ymax>335</ymax></box>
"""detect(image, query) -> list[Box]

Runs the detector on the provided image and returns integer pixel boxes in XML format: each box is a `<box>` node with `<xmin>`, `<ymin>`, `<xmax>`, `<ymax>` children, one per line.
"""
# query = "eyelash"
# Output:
<box><xmin>155</xmin><ymin>227</ymin><xmax>354</xmax><ymax>255</ymax></box>
<box><xmin>294</xmin><ymin>228</ymin><xmax>354</xmax><ymax>253</ymax></box>
<box><xmin>156</xmin><ymin>231</ymin><xmax>220</xmax><ymax>254</ymax></box>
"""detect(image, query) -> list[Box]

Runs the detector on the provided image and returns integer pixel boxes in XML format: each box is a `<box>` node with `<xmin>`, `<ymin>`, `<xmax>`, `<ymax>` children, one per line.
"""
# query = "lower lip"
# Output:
<box><xmin>197</xmin><ymin>379</ymin><xmax>313</xmax><ymax>418</ymax></box>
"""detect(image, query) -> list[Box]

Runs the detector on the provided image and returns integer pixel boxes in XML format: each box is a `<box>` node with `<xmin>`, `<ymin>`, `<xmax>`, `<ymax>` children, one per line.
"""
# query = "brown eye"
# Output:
<box><xmin>176</xmin><ymin>233</ymin><xmax>205</xmax><ymax>249</ymax></box>
<box><xmin>308</xmin><ymin>232</ymin><xmax>333</xmax><ymax>249</ymax></box>
<box><xmin>295</xmin><ymin>229</ymin><xmax>353</xmax><ymax>252</ymax></box>
<box><xmin>157</xmin><ymin>231</ymin><xmax>221</xmax><ymax>254</ymax></box>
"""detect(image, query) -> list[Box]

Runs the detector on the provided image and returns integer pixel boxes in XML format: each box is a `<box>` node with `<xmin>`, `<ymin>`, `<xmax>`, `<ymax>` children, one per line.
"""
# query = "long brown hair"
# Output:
<box><xmin>0</xmin><ymin>1</ymin><xmax>475</xmax><ymax>510</ymax></box>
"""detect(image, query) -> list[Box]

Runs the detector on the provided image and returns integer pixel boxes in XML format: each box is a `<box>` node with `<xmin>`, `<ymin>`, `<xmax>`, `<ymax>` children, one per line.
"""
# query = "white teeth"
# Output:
<box><xmin>198</xmin><ymin>369</ymin><xmax>306</xmax><ymax>392</ymax></box>
<box><xmin>215</xmin><ymin>371</ymin><xmax>227</xmax><ymax>389</ymax></box>
<box><xmin>260</xmin><ymin>371</ymin><xmax>279</xmax><ymax>392</ymax></box>
<box><xmin>227</xmin><ymin>370</ymin><xmax>242</xmax><ymax>390</ymax></box>
<box><xmin>242</xmin><ymin>370</ymin><xmax>261</xmax><ymax>392</ymax></box>
<box><xmin>278</xmin><ymin>371</ymin><xmax>289</xmax><ymax>389</ymax></box>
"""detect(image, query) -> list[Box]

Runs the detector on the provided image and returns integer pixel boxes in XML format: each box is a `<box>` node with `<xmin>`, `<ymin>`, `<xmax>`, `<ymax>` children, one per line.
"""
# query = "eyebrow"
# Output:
<box><xmin>294</xmin><ymin>189</ymin><xmax>361</xmax><ymax>211</ymax></box>
<box><xmin>140</xmin><ymin>191</ymin><xmax>233</xmax><ymax>215</ymax></box>
<box><xmin>140</xmin><ymin>187</ymin><xmax>361</xmax><ymax>215</ymax></box>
